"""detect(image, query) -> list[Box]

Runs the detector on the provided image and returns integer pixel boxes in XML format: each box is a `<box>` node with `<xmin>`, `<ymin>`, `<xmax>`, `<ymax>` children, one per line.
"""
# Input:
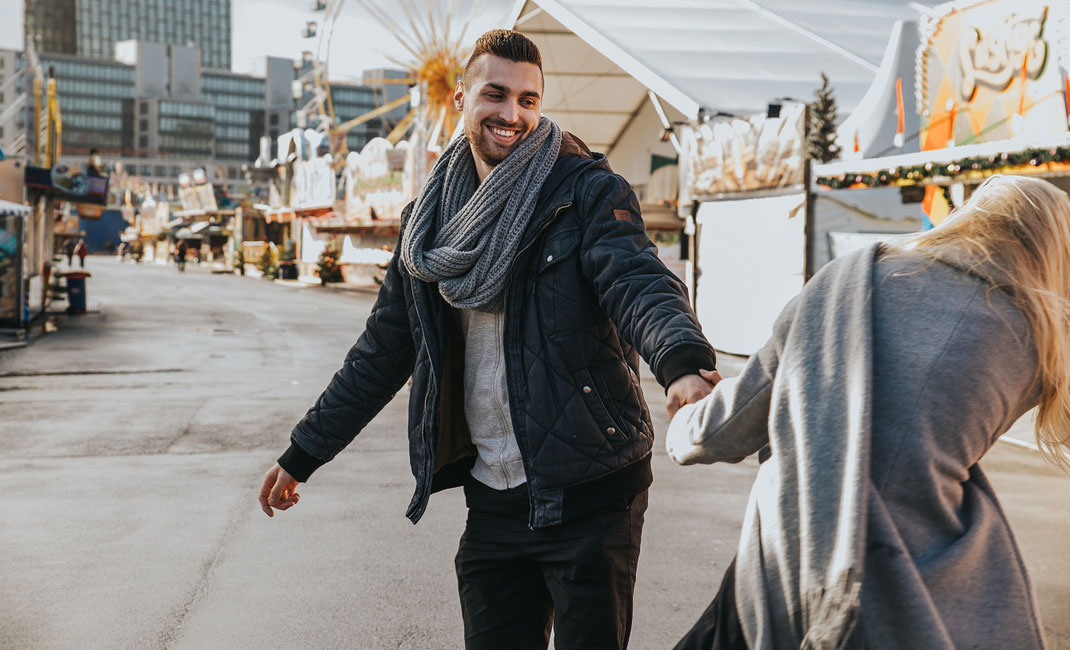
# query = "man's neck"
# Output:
<box><xmin>474</xmin><ymin>157</ymin><xmax>495</xmax><ymax>183</ymax></box>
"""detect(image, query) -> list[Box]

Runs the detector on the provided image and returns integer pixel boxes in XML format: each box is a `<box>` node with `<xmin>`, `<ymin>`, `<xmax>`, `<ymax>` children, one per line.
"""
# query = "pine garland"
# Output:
<box><xmin>816</xmin><ymin>145</ymin><xmax>1070</xmax><ymax>190</ymax></box>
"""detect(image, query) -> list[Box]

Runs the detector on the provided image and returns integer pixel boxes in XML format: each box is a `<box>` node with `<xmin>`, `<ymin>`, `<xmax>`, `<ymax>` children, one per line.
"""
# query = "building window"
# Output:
<box><xmin>139</xmin><ymin>135</ymin><xmax>148</xmax><ymax>148</ymax></box>
<box><xmin>139</xmin><ymin>118</ymin><xmax>148</xmax><ymax>130</ymax></box>
<box><xmin>270</xmin><ymin>113</ymin><xmax>278</xmax><ymax>126</ymax></box>
<box><xmin>140</xmin><ymin>101</ymin><xmax>147</xmax><ymax>113</ymax></box>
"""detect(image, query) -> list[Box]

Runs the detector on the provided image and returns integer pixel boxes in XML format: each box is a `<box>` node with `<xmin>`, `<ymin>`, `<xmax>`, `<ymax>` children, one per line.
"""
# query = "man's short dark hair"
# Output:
<box><xmin>462</xmin><ymin>29</ymin><xmax>542</xmax><ymax>87</ymax></box>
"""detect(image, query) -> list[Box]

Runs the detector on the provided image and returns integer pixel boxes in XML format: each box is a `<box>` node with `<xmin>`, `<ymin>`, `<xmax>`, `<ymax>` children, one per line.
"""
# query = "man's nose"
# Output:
<box><xmin>498</xmin><ymin>101</ymin><xmax>519</xmax><ymax>125</ymax></box>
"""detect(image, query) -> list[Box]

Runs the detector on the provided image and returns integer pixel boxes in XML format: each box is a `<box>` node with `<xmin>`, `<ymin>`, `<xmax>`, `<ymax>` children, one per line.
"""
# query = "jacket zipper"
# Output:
<box><xmin>409</xmin><ymin>276</ymin><xmax>437</xmax><ymax>521</ymax></box>
<box><xmin>502</xmin><ymin>202</ymin><xmax>571</xmax><ymax>529</ymax></box>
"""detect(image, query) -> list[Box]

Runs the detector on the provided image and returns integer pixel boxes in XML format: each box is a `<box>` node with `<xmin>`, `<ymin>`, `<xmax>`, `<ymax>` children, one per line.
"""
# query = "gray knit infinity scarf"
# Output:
<box><xmin>400</xmin><ymin>116</ymin><xmax>562</xmax><ymax>311</ymax></box>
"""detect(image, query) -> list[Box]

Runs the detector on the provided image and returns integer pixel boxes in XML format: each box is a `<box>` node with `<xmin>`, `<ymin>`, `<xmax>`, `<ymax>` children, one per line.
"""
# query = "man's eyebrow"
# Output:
<box><xmin>484</xmin><ymin>82</ymin><xmax>541</xmax><ymax>100</ymax></box>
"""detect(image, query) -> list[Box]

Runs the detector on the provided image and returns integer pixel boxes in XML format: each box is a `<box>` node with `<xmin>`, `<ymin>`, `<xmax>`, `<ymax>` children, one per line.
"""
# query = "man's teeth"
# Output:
<box><xmin>491</xmin><ymin>127</ymin><xmax>517</xmax><ymax>137</ymax></box>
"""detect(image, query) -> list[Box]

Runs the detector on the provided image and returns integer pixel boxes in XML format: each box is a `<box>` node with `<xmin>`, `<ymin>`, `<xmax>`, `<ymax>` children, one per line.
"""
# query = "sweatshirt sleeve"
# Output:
<box><xmin>665</xmin><ymin>295</ymin><xmax>796</xmax><ymax>464</ymax></box>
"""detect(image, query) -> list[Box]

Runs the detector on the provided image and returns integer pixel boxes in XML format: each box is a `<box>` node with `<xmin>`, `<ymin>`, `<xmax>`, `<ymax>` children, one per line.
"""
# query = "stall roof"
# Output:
<box><xmin>508</xmin><ymin>0</ymin><xmax>942</xmax><ymax>152</ymax></box>
<box><xmin>0</xmin><ymin>199</ymin><xmax>31</xmax><ymax>218</ymax></box>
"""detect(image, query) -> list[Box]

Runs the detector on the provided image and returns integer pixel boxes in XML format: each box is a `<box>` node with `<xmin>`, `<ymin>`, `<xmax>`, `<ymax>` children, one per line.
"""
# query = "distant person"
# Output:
<box><xmin>175</xmin><ymin>240</ymin><xmax>187</xmax><ymax>272</ymax></box>
<box><xmin>87</xmin><ymin>148</ymin><xmax>104</xmax><ymax>177</ymax></box>
<box><xmin>64</xmin><ymin>240</ymin><xmax>75</xmax><ymax>266</ymax></box>
<box><xmin>259</xmin><ymin>29</ymin><xmax>717</xmax><ymax>649</ymax></box>
<box><xmin>666</xmin><ymin>174</ymin><xmax>1070</xmax><ymax>649</ymax></box>
<box><xmin>74</xmin><ymin>239</ymin><xmax>89</xmax><ymax>268</ymax></box>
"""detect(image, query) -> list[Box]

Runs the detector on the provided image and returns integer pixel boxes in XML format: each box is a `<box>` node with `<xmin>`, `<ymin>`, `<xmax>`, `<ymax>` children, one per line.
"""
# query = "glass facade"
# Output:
<box><xmin>42</xmin><ymin>54</ymin><xmax>135</xmax><ymax>155</ymax></box>
<box><xmin>66</xmin><ymin>0</ymin><xmax>231</xmax><ymax>70</ymax></box>
<box><xmin>326</xmin><ymin>84</ymin><xmax>380</xmax><ymax>152</ymax></box>
<box><xmin>157</xmin><ymin>99</ymin><xmax>215</xmax><ymax>158</ymax></box>
<box><xmin>25</xmin><ymin>0</ymin><xmax>78</xmax><ymax>57</ymax></box>
<box><xmin>202</xmin><ymin>71</ymin><xmax>265</xmax><ymax>161</ymax></box>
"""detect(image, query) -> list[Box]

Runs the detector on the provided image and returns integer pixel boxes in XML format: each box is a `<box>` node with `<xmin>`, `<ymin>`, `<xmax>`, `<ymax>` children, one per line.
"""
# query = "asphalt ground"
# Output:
<box><xmin>1</xmin><ymin>255</ymin><xmax>1067</xmax><ymax>649</ymax></box>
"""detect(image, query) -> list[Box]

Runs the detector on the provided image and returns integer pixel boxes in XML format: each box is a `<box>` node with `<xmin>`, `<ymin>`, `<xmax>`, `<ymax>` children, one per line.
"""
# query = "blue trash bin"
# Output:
<box><xmin>63</xmin><ymin>271</ymin><xmax>90</xmax><ymax>314</ymax></box>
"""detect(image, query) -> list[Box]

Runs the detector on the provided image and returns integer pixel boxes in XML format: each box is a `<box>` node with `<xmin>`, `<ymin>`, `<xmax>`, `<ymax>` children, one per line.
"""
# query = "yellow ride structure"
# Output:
<box><xmin>302</xmin><ymin>0</ymin><xmax>480</xmax><ymax>161</ymax></box>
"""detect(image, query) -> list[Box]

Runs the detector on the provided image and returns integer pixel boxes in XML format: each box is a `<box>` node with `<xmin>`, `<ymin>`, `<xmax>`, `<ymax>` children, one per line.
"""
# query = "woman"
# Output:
<box><xmin>666</xmin><ymin>174</ymin><xmax>1069</xmax><ymax>649</ymax></box>
<box><xmin>74</xmin><ymin>239</ymin><xmax>89</xmax><ymax>268</ymax></box>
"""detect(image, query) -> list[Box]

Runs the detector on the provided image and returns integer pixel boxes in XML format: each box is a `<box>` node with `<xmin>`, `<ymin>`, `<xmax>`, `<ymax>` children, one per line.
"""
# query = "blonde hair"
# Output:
<box><xmin>895</xmin><ymin>174</ymin><xmax>1070</xmax><ymax>467</ymax></box>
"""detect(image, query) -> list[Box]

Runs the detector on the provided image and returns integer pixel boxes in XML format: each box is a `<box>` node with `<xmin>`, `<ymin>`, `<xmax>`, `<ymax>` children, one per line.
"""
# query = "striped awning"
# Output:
<box><xmin>0</xmin><ymin>199</ymin><xmax>31</xmax><ymax>218</ymax></box>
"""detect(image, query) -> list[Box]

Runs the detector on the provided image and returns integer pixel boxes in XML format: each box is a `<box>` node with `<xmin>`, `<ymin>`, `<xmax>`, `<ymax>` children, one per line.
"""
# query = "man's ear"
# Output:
<box><xmin>453</xmin><ymin>81</ymin><xmax>464</xmax><ymax>112</ymax></box>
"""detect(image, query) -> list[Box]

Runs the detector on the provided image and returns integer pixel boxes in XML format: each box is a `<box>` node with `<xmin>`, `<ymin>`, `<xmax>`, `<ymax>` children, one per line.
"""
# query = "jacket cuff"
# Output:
<box><xmin>657</xmin><ymin>343</ymin><xmax>717</xmax><ymax>392</ymax></box>
<box><xmin>278</xmin><ymin>440</ymin><xmax>328</xmax><ymax>483</ymax></box>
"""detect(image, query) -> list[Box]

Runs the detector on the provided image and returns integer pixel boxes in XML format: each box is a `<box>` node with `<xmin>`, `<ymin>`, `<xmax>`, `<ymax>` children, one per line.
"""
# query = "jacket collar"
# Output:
<box><xmin>524</xmin><ymin>131</ymin><xmax>608</xmax><ymax>234</ymax></box>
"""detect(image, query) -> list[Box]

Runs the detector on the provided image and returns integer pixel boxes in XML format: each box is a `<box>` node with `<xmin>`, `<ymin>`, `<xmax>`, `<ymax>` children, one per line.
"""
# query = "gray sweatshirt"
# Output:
<box><xmin>667</xmin><ymin>245</ymin><xmax>1046</xmax><ymax>649</ymax></box>
<box><xmin>456</xmin><ymin>308</ymin><xmax>527</xmax><ymax>489</ymax></box>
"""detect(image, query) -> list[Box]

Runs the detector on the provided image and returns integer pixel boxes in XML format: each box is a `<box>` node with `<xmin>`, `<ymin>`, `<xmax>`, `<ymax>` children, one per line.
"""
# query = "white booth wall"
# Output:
<box><xmin>694</xmin><ymin>193</ymin><xmax>805</xmax><ymax>356</ymax></box>
<box><xmin>811</xmin><ymin>187</ymin><xmax>923</xmax><ymax>268</ymax></box>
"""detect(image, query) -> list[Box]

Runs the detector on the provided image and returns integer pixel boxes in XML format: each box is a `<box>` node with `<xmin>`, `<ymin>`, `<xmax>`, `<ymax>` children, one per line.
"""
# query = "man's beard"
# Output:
<box><xmin>467</xmin><ymin>119</ymin><xmax>528</xmax><ymax>168</ymax></box>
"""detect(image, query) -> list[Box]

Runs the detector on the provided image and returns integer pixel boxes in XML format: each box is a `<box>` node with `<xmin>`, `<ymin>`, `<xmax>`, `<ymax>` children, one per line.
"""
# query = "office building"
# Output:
<box><xmin>26</xmin><ymin>0</ymin><xmax>232</xmax><ymax>70</ymax></box>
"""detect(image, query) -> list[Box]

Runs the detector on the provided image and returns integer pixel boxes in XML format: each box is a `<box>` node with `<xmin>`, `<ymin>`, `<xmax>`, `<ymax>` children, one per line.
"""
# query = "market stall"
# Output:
<box><xmin>0</xmin><ymin>199</ymin><xmax>31</xmax><ymax>329</ymax></box>
<box><xmin>814</xmin><ymin>0</ymin><xmax>1070</xmax><ymax>247</ymax></box>
<box><xmin>508</xmin><ymin>0</ymin><xmax>935</xmax><ymax>354</ymax></box>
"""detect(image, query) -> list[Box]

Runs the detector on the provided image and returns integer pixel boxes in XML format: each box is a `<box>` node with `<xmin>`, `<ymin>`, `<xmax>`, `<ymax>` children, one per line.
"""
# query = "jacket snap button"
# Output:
<box><xmin>607</xmin><ymin>427</ymin><xmax>616</xmax><ymax>435</ymax></box>
<box><xmin>546</xmin><ymin>254</ymin><xmax>554</xmax><ymax>263</ymax></box>
<box><xmin>583</xmin><ymin>385</ymin><xmax>592</xmax><ymax>393</ymax></box>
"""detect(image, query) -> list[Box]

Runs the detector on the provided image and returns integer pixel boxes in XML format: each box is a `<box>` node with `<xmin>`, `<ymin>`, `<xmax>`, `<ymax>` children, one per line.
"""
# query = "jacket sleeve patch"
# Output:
<box><xmin>614</xmin><ymin>209</ymin><xmax>637</xmax><ymax>223</ymax></box>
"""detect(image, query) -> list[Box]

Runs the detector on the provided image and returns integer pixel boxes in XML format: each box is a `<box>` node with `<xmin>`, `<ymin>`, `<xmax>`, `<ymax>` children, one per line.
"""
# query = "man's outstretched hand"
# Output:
<box><xmin>259</xmin><ymin>463</ymin><xmax>300</xmax><ymax>517</ymax></box>
<box><xmin>666</xmin><ymin>369</ymin><xmax>723</xmax><ymax>418</ymax></box>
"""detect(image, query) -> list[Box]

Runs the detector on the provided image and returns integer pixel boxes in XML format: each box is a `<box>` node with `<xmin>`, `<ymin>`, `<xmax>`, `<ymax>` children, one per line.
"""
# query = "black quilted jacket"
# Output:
<box><xmin>279</xmin><ymin>135</ymin><xmax>716</xmax><ymax>528</ymax></box>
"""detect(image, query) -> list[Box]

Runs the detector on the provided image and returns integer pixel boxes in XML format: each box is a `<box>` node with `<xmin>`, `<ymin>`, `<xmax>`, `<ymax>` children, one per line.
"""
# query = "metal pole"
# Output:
<box><xmin>802</xmin><ymin>103</ymin><xmax>816</xmax><ymax>281</ymax></box>
<box><xmin>32</xmin><ymin>77</ymin><xmax>42</xmax><ymax>166</ymax></box>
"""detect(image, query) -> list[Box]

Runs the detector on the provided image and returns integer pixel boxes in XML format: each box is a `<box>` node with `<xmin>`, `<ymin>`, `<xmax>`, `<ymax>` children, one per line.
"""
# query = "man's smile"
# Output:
<box><xmin>488</xmin><ymin>124</ymin><xmax>521</xmax><ymax>144</ymax></box>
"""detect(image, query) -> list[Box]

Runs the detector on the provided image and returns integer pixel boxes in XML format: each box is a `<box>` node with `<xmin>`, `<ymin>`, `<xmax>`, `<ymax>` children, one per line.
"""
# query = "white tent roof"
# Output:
<box><xmin>508</xmin><ymin>0</ymin><xmax>942</xmax><ymax>153</ymax></box>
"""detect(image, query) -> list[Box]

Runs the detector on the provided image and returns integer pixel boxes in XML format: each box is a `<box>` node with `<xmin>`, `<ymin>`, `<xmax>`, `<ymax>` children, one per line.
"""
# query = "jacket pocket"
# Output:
<box><xmin>577</xmin><ymin>368</ymin><xmax>627</xmax><ymax>445</ymax></box>
<box><xmin>537</xmin><ymin>228</ymin><xmax>580</xmax><ymax>272</ymax></box>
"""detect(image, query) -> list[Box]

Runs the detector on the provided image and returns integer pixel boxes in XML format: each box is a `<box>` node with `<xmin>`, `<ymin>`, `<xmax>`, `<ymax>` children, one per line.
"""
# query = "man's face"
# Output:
<box><xmin>455</xmin><ymin>54</ymin><xmax>543</xmax><ymax>169</ymax></box>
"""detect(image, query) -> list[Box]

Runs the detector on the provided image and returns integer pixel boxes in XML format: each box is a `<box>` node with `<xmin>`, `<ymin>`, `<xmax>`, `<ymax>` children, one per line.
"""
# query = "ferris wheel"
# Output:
<box><xmin>298</xmin><ymin>0</ymin><xmax>480</xmax><ymax>160</ymax></box>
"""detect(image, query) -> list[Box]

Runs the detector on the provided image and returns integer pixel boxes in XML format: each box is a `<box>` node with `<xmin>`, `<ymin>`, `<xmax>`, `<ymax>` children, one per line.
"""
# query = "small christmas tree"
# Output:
<box><xmin>258</xmin><ymin>243</ymin><xmax>279</xmax><ymax>280</ymax></box>
<box><xmin>316</xmin><ymin>247</ymin><xmax>344</xmax><ymax>284</ymax></box>
<box><xmin>807</xmin><ymin>73</ymin><xmax>840</xmax><ymax>163</ymax></box>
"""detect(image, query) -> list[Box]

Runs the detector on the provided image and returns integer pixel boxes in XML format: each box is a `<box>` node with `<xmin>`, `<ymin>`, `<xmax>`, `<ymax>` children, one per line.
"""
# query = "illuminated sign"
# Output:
<box><xmin>917</xmin><ymin>0</ymin><xmax>1070</xmax><ymax>150</ymax></box>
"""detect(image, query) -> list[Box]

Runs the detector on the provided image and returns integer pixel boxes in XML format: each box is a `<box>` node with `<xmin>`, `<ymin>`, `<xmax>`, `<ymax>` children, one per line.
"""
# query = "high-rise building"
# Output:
<box><xmin>25</xmin><ymin>0</ymin><xmax>232</xmax><ymax>70</ymax></box>
<box><xmin>24</xmin><ymin>0</ymin><xmax>78</xmax><ymax>57</ymax></box>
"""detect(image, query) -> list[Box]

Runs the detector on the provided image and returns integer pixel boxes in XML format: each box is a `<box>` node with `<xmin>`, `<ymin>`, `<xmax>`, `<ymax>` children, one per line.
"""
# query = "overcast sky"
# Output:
<box><xmin>0</xmin><ymin>0</ymin><xmax>515</xmax><ymax>80</ymax></box>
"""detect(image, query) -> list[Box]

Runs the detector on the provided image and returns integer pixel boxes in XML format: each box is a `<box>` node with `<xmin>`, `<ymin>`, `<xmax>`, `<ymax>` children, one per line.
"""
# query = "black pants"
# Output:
<box><xmin>455</xmin><ymin>476</ymin><xmax>647</xmax><ymax>650</ymax></box>
<box><xmin>673</xmin><ymin>558</ymin><xmax>747</xmax><ymax>650</ymax></box>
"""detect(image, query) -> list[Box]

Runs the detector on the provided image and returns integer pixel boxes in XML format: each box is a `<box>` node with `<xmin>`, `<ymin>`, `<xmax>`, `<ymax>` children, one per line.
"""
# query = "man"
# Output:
<box><xmin>260</xmin><ymin>29</ymin><xmax>717</xmax><ymax>649</ymax></box>
<box><xmin>175</xmin><ymin>240</ymin><xmax>187</xmax><ymax>272</ymax></box>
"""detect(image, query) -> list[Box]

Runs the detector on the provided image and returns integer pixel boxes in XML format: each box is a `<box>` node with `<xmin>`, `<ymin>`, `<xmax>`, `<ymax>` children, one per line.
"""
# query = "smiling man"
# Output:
<box><xmin>259</xmin><ymin>29</ymin><xmax>717</xmax><ymax>649</ymax></box>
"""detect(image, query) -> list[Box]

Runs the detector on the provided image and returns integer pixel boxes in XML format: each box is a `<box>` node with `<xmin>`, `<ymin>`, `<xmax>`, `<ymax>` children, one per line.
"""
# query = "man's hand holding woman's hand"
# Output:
<box><xmin>666</xmin><ymin>368</ymin><xmax>723</xmax><ymax>418</ymax></box>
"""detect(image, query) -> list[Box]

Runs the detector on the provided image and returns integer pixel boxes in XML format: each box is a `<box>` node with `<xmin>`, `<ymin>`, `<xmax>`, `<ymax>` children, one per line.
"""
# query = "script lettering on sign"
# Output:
<box><xmin>958</xmin><ymin>7</ymin><xmax>1049</xmax><ymax>102</ymax></box>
